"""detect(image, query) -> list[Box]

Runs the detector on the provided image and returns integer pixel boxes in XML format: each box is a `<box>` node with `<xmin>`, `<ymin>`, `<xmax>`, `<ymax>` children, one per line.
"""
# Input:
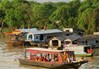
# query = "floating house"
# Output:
<box><xmin>49</xmin><ymin>33</ymin><xmax>81</xmax><ymax>48</ymax></box>
<box><xmin>48</xmin><ymin>32</ymin><xmax>94</xmax><ymax>57</ymax></box>
<box><xmin>25</xmin><ymin>29</ymin><xmax>63</xmax><ymax>42</ymax></box>
<box><xmin>78</xmin><ymin>35</ymin><xmax>99</xmax><ymax>47</ymax></box>
<box><xmin>24</xmin><ymin>29</ymin><xmax>63</xmax><ymax>46</ymax></box>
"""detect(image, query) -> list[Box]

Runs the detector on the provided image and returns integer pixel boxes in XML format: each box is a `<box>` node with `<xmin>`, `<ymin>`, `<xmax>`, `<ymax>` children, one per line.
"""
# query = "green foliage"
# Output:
<box><xmin>78</xmin><ymin>8</ymin><xmax>99</xmax><ymax>34</ymax></box>
<box><xmin>0</xmin><ymin>0</ymin><xmax>99</xmax><ymax>34</ymax></box>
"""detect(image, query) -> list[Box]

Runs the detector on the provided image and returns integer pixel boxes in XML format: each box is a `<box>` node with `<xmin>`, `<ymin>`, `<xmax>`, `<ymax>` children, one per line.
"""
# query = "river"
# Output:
<box><xmin>0</xmin><ymin>41</ymin><xmax>99</xmax><ymax>69</ymax></box>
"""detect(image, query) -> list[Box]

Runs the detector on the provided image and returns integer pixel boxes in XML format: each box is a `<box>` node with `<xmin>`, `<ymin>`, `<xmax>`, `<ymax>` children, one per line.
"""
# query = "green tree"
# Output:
<box><xmin>32</xmin><ymin>2</ymin><xmax>55</xmax><ymax>29</ymax></box>
<box><xmin>77</xmin><ymin>8</ymin><xmax>99</xmax><ymax>34</ymax></box>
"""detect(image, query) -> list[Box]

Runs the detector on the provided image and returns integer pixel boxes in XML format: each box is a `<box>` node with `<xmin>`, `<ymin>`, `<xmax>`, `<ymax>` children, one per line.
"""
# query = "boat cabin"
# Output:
<box><xmin>24</xmin><ymin>48</ymin><xmax>75</xmax><ymax>63</ymax></box>
<box><xmin>25</xmin><ymin>29</ymin><xmax>63</xmax><ymax>42</ymax></box>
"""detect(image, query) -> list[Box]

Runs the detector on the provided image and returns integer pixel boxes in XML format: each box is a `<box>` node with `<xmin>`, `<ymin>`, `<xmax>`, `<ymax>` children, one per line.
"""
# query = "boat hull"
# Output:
<box><xmin>75</xmin><ymin>53</ymin><xmax>92</xmax><ymax>57</ymax></box>
<box><xmin>5</xmin><ymin>41</ymin><xmax>24</xmax><ymax>46</ymax></box>
<box><xmin>19</xmin><ymin>58</ymin><xmax>88</xmax><ymax>69</ymax></box>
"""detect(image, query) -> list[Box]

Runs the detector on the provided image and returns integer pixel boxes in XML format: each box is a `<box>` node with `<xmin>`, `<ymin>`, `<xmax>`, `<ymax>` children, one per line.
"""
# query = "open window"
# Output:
<box><xmin>96</xmin><ymin>40</ymin><xmax>99</xmax><ymax>43</ymax></box>
<box><xmin>64</xmin><ymin>41</ymin><xmax>71</xmax><ymax>44</ymax></box>
<box><xmin>52</xmin><ymin>40</ymin><xmax>58</xmax><ymax>46</ymax></box>
<box><xmin>72</xmin><ymin>40</ymin><xmax>77</xmax><ymax>44</ymax></box>
<box><xmin>28</xmin><ymin>34</ymin><xmax>32</xmax><ymax>40</ymax></box>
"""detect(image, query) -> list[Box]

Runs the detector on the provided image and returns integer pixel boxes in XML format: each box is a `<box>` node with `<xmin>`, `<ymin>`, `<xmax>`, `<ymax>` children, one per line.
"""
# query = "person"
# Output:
<box><xmin>43</xmin><ymin>56</ymin><xmax>47</xmax><ymax>62</ymax></box>
<box><xmin>63</xmin><ymin>43</ymin><xmax>66</xmax><ymax>48</ymax></box>
<box><xmin>46</xmin><ymin>54</ymin><xmax>51</xmax><ymax>62</ymax></box>
<box><xmin>69</xmin><ymin>55</ymin><xmax>73</xmax><ymax>63</ymax></box>
<box><xmin>38</xmin><ymin>54</ymin><xmax>43</xmax><ymax>61</ymax></box>
<box><xmin>78</xmin><ymin>57</ymin><xmax>84</xmax><ymax>62</ymax></box>
<box><xmin>54</xmin><ymin>54</ymin><xmax>58</xmax><ymax>62</ymax></box>
<box><xmin>35</xmin><ymin>54</ymin><xmax>39</xmax><ymax>61</ymax></box>
<box><xmin>32</xmin><ymin>55</ymin><xmax>36</xmax><ymax>61</ymax></box>
<box><xmin>61</xmin><ymin>51</ymin><xmax>69</xmax><ymax>64</ymax></box>
<box><xmin>50</xmin><ymin>54</ymin><xmax>55</xmax><ymax>62</ymax></box>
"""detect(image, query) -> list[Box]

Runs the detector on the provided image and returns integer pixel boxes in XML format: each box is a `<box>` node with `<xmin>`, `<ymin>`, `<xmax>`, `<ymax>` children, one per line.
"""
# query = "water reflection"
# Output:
<box><xmin>0</xmin><ymin>42</ymin><xmax>99</xmax><ymax>69</ymax></box>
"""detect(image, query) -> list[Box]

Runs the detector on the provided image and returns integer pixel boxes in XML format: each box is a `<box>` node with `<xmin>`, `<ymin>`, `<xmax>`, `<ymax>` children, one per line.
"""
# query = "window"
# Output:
<box><xmin>82</xmin><ymin>41</ymin><xmax>84</xmax><ymax>43</ymax></box>
<box><xmin>35</xmin><ymin>37</ymin><xmax>39</xmax><ymax>39</ymax></box>
<box><xmin>64</xmin><ymin>41</ymin><xmax>71</xmax><ymax>44</ymax></box>
<box><xmin>85</xmin><ymin>41</ymin><xmax>88</xmax><ymax>44</ymax></box>
<box><xmin>47</xmin><ymin>36</ymin><xmax>52</xmax><ymax>39</ymax></box>
<box><xmin>66</xmin><ymin>30</ymin><xmax>69</xmax><ymax>32</ymax></box>
<box><xmin>29</xmin><ymin>35</ymin><xmax>32</xmax><ymax>40</ymax></box>
<box><xmin>52</xmin><ymin>40</ymin><xmax>58</xmax><ymax>46</ymax></box>
<box><xmin>72</xmin><ymin>41</ymin><xmax>77</xmax><ymax>44</ymax></box>
<box><xmin>96</xmin><ymin>40</ymin><xmax>99</xmax><ymax>43</ymax></box>
<box><xmin>40</xmin><ymin>34</ymin><xmax>43</xmax><ymax>40</ymax></box>
<box><xmin>26</xmin><ymin>52</ymin><xmax>30</xmax><ymax>59</ymax></box>
<box><xmin>66</xmin><ymin>34</ymin><xmax>69</xmax><ymax>36</ymax></box>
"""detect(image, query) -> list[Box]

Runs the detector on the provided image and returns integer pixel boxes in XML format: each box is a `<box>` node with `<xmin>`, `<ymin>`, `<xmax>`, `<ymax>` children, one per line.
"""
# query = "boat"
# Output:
<box><xmin>19</xmin><ymin>48</ymin><xmax>88</xmax><ymax>69</ymax></box>
<box><xmin>64</xmin><ymin>45</ymin><xmax>93</xmax><ymax>57</ymax></box>
<box><xmin>4</xmin><ymin>31</ymin><xmax>25</xmax><ymax>46</ymax></box>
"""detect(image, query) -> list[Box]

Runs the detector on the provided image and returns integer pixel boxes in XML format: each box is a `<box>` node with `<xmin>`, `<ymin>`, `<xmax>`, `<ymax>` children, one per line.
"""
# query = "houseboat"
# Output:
<box><xmin>64</xmin><ymin>45</ymin><xmax>93</xmax><ymax>57</ymax></box>
<box><xmin>24</xmin><ymin>29</ymin><xmax>63</xmax><ymax>46</ymax></box>
<box><xmin>19</xmin><ymin>48</ymin><xmax>88</xmax><ymax>69</ymax></box>
<box><xmin>48</xmin><ymin>34</ymin><xmax>93</xmax><ymax>57</ymax></box>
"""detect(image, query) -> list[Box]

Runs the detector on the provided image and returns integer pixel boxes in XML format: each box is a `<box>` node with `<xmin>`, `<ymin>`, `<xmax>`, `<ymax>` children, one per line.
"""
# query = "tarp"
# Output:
<box><xmin>4</xmin><ymin>31</ymin><xmax>21</xmax><ymax>35</ymax></box>
<box><xmin>11</xmin><ymin>31</ymin><xmax>21</xmax><ymax>35</ymax></box>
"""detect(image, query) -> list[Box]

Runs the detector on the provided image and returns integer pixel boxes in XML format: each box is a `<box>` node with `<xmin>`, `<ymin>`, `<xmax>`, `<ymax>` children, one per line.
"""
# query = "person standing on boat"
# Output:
<box><xmin>54</xmin><ymin>54</ymin><xmax>58</xmax><ymax>62</ymax></box>
<box><xmin>61</xmin><ymin>52</ymin><xmax>68</xmax><ymax>64</ymax></box>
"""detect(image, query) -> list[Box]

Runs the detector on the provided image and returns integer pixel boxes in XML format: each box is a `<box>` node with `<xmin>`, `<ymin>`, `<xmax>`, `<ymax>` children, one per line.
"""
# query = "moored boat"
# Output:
<box><xmin>64</xmin><ymin>45</ymin><xmax>93</xmax><ymax>57</ymax></box>
<box><xmin>19</xmin><ymin>48</ymin><xmax>88</xmax><ymax>69</ymax></box>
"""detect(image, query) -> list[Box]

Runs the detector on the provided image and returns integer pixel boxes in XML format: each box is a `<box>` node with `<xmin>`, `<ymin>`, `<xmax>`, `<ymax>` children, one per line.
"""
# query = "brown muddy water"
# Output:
<box><xmin>0</xmin><ymin>41</ymin><xmax>99</xmax><ymax>69</ymax></box>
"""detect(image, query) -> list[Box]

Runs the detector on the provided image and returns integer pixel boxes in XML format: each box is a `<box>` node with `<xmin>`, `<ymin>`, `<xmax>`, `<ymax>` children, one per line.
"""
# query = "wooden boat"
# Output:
<box><xmin>19</xmin><ymin>48</ymin><xmax>88</xmax><ymax>69</ymax></box>
<box><xmin>5</xmin><ymin>40</ymin><xmax>24</xmax><ymax>46</ymax></box>
<box><xmin>4</xmin><ymin>31</ymin><xmax>25</xmax><ymax>46</ymax></box>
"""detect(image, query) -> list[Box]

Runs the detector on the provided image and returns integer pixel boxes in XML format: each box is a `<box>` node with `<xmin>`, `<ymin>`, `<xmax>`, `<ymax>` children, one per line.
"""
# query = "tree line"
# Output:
<box><xmin>0</xmin><ymin>0</ymin><xmax>99</xmax><ymax>34</ymax></box>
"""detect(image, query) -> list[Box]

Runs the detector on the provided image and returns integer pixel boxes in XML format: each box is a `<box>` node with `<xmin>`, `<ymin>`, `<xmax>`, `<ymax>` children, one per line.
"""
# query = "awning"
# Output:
<box><xmin>4</xmin><ymin>31</ymin><xmax>21</xmax><ymax>35</ymax></box>
<box><xmin>11</xmin><ymin>31</ymin><xmax>21</xmax><ymax>35</ymax></box>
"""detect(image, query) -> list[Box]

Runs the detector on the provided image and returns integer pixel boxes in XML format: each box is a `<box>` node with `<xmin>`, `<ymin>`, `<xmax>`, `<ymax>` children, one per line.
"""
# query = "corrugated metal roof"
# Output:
<box><xmin>82</xmin><ymin>35</ymin><xmax>99</xmax><ymax>40</ymax></box>
<box><xmin>66</xmin><ymin>34</ymin><xmax>81</xmax><ymax>41</ymax></box>
<box><xmin>16</xmin><ymin>28</ymin><xmax>37</xmax><ymax>32</ymax></box>
<box><xmin>53</xmin><ymin>33</ymin><xmax>81</xmax><ymax>41</ymax></box>
<box><xmin>31</xmin><ymin>29</ymin><xmax>63</xmax><ymax>34</ymax></box>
